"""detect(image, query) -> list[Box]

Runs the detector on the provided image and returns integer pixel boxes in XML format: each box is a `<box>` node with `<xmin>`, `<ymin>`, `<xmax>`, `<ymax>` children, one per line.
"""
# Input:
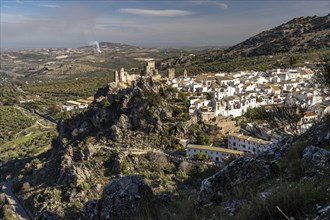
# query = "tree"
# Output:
<box><xmin>202</xmin><ymin>154</ymin><xmax>209</xmax><ymax>161</ymax></box>
<box><xmin>265</xmin><ymin>104</ymin><xmax>305</xmax><ymax>136</ymax></box>
<box><xmin>196</xmin><ymin>152</ymin><xmax>203</xmax><ymax>160</ymax></box>
<box><xmin>50</xmin><ymin>102</ymin><xmax>63</xmax><ymax>114</ymax></box>
<box><xmin>312</xmin><ymin>57</ymin><xmax>330</xmax><ymax>95</ymax></box>
<box><xmin>196</xmin><ymin>131</ymin><xmax>211</xmax><ymax>145</ymax></box>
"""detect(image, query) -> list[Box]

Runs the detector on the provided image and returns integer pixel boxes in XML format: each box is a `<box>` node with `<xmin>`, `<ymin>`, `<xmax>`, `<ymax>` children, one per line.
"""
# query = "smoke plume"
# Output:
<box><xmin>89</xmin><ymin>41</ymin><xmax>101</xmax><ymax>53</ymax></box>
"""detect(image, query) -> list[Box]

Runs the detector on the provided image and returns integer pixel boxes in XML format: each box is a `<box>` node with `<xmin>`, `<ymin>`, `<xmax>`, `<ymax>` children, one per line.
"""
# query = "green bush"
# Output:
<box><xmin>196</xmin><ymin>131</ymin><xmax>211</xmax><ymax>145</ymax></box>
<box><xmin>101</xmin><ymin>99</ymin><xmax>110</xmax><ymax>108</ymax></box>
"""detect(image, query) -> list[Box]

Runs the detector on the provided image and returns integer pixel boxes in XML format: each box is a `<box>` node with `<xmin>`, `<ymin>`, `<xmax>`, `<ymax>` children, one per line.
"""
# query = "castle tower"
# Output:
<box><xmin>120</xmin><ymin>68</ymin><xmax>125</xmax><ymax>82</ymax></box>
<box><xmin>114</xmin><ymin>70</ymin><xmax>119</xmax><ymax>83</ymax></box>
<box><xmin>183</xmin><ymin>69</ymin><xmax>188</xmax><ymax>78</ymax></box>
<box><xmin>145</xmin><ymin>61</ymin><xmax>156</xmax><ymax>75</ymax></box>
<box><xmin>168</xmin><ymin>68</ymin><xmax>175</xmax><ymax>80</ymax></box>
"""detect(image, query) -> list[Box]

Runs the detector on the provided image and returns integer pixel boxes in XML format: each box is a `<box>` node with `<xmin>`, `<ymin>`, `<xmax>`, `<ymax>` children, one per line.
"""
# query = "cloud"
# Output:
<box><xmin>38</xmin><ymin>4</ymin><xmax>61</xmax><ymax>8</ymax></box>
<box><xmin>188</xmin><ymin>0</ymin><xmax>228</xmax><ymax>9</ymax></box>
<box><xmin>119</xmin><ymin>8</ymin><xmax>192</xmax><ymax>17</ymax></box>
<box><xmin>215</xmin><ymin>2</ymin><xmax>228</xmax><ymax>9</ymax></box>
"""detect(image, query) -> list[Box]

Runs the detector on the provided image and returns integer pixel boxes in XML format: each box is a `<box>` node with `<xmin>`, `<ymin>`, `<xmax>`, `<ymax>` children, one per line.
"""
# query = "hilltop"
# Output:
<box><xmin>159</xmin><ymin>14</ymin><xmax>330</xmax><ymax>74</ymax></box>
<box><xmin>226</xmin><ymin>14</ymin><xmax>330</xmax><ymax>56</ymax></box>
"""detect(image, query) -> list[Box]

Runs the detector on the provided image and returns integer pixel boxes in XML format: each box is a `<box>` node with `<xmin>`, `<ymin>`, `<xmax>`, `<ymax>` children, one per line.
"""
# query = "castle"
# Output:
<box><xmin>114</xmin><ymin>60</ymin><xmax>163</xmax><ymax>87</ymax></box>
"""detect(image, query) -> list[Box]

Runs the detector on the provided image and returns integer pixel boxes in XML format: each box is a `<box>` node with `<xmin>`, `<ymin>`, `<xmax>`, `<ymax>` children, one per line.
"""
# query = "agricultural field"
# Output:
<box><xmin>0</xmin><ymin>106</ymin><xmax>36</xmax><ymax>145</ymax></box>
<box><xmin>22</xmin><ymin>75</ymin><xmax>114</xmax><ymax>97</ymax></box>
<box><xmin>0</xmin><ymin>84</ymin><xmax>24</xmax><ymax>106</ymax></box>
<box><xmin>0</xmin><ymin>106</ymin><xmax>57</xmax><ymax>160</ymax></box>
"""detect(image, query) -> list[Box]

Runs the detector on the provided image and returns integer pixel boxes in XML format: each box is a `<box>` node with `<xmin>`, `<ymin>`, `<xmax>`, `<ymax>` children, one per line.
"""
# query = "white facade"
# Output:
<box><xmin>186</xmin><ymin>144</ymin><xmax>245</xmax><ymax>162</ymax></box>
<box><xmin>228</xmin><ymin>133</ymin><xmax>273</xmax><ymax>155</ymax></box>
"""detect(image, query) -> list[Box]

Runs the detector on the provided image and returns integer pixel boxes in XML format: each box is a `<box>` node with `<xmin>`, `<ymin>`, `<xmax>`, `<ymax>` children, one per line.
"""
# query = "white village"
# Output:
<box><xmin>62</xmin><ymin>60</ymin><xmax>329</xmax><ymax>164</ymax></box>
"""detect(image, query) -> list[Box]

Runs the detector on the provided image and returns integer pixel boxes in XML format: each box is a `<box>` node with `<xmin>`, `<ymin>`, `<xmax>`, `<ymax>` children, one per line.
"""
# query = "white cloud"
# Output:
<box><xmin>215</xmin><ymin>2</ymin><xmax>228</xmax><ymax>9</ymax></box>
<box><xmin>188</xmin><ymin>1</ymin><xmax>228</xmax><ymax>9</ymax></box>
<box><xmin>38</xmin><ymin>4</ymin><xmax>61</xmax><ymax>8</ymax></box>
<box><xmin>119</xmin><ymin>8</ymin><xmax>192</xmax><ymax>17</ymax></box>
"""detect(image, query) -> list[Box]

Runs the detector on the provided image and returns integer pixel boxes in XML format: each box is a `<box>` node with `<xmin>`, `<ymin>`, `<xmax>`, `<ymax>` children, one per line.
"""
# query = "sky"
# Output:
<box><xmin>0</xmin><ymin>0</ymin><xmax>329</xmax><ymax>48</ymax></box>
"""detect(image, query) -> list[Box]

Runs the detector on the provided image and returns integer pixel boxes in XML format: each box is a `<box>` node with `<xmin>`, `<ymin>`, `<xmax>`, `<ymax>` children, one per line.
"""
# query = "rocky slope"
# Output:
<box><xmin>159</xmin><ymin>15</ymin><xmax>330</xmax><ymax>73</ymax></box>
<box><xmin>12</xmin><ymin>77</ymin><xmax>203</xmax><ymax>218</ymax></box>
<box><xmin>7</xmin><ymin>77</ymin><xmax>330</xmax><ymax>219</ymax></box>
<box><xmin>226</xmin><ymin>14</ymin><xmax>330</xmax><ymax>56</ymax></box>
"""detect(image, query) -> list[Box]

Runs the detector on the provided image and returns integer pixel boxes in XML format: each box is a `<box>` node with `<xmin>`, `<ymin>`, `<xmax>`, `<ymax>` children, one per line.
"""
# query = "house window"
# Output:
<box><xmin>233</xmin><ymin>142</ymin><xmax>236</xmax><ymax>146</ymax></box>
<box><xmin>253</xmin><ymin>148</ymin><xmax>255</xmax><ymax>152</ymax></box>
<box><xmin>194</xmin><ymin>150</ymin><xmax>196</xmax><ymax>152</ymax></box>
<box><xmin>211</xmin><ymin>151</ymin><xmax>213</xmax><ymax>154</ymax></box>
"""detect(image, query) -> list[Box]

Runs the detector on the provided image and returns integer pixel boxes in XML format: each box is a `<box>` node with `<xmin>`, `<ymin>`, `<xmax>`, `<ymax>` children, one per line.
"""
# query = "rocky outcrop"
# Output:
<box><xmin>226</xmin><ymin>15</ymin><xmax>330</xmax><ymax>56</ymax></box>
<box><xmin>57</xmin><ymin>145</ymin><xmax>92</xmax><ymax>186</ymax></box>
<box><xmin>303</xmin><ymin>145</ymin><xmax>330</xmax><ymax>168</ymax></box>
<box><xmin>197</xmin><ymin>157</ymin><xmax>280</xmax><ymax>206</ymax></box>
<box><xmin>80</xmin><ymin>174</ymin><xmax>154</xmax><ymax>220</ymax></box>
<box><xmin>81</xmin><ymin>200</ymin><xmax>101</xmax><ymax>220</ymax></box>
<box><xmin>56</xmin><ymin>77</ymin><xmax>192</xmax><ymax>150</ymax></box>
<box><xmin>38</xmin><ymin>211</ymin><xmax>63</xmax><ymax>220</ymax></box>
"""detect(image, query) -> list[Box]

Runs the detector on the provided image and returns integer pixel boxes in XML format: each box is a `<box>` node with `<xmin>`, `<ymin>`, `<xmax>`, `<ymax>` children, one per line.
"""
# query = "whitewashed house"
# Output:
<box><xmin>186</xmin><ymin>144</ymin><xmax>245</xmax><ymax>162</ymax></box>
<box><xmin>227</xmin><ymin>133</ymin><xmax>273</xmax><ymax>155</ymax></box>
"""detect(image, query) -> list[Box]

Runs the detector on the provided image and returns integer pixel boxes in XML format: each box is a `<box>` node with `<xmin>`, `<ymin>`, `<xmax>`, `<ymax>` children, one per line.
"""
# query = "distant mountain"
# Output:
<box><xmin>158</xmin><ymin>15</ymin><xmax>330</xmax><ymax>73</ymax></box>
<box><xmin>226</xmin><ymin>14</ymin><xmax>330</xmax><ymax>56</ymax></box>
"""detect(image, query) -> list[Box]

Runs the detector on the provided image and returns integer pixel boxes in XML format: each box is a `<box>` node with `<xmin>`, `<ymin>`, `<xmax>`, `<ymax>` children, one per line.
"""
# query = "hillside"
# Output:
<box><xmin>0</xmin><ymin>77</ymin><xmax>327</xmax><ymax>220</ymax></box>
<box><xmin>226</xmin><ymin>14</ymin><xmax>330</xmax><ymax>56</ymax></box>
<box><xmin>0</xmin><ymin>43</ymin><xmax>184</xmax><ymax>83</ymax></box>
<box><xmin>159</xmin><ymin>15</ymin><xmax>330</xmax><ymax>74</ymax></box>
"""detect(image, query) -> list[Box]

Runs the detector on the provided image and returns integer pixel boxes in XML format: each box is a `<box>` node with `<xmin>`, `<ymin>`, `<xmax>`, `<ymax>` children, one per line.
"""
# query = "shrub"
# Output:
<box><xmin>195</xmin><ymin>152</ymin><xmax>203</xmax><ymax>160</ymax></box>
<box><xmin>196</xmin><ymin>131</ymin><xmax>211</xmax><ymax>145</ymax></box>
<box><xmin>101</xmin><ymin>99</ymin><xmax>110</xmax><ymax>108</ymax></box>
<box><xmin>234</xmin><ymin>181</ymin><xmax>326</xmax><ymax>220</ymax></box>
<box><xmin>280</xmin><ymin>141</ymin><xmax>308</xmax><ymax>180</ymax></box>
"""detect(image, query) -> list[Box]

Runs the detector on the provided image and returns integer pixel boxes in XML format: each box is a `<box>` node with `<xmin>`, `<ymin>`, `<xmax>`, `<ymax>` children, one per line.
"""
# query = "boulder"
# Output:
<box><xmin>80</xmin><ymin>200</ymin><xmax>101</xmax><ymax>220</ymax></box>
<box><xmin>100</xmin><ymin>174</ymin><xmax>153</xmax><ymax>220</ymax></box>
<box><xmin>197</xmin><ymin>157</ymin><xmax>280</xmax><ymax>206</ymax></box>
<box><xmin>109</xmin><ymin>125</ymin><xmax>122</xmax><ymax>141</ymax></box>
<box><xmin>81</xmin><ymin>174</ymin><xmax>154</xmax><ymax>220</ymax></box>
<box><xmin>38</xmin><ymin>210</ymin><xmax>63</xmax><ymax>220</ymax></box>
<box><xmin>303</xmin><ymin>145</ymin><xmax>330</xmax><ymax>168</ymax></box>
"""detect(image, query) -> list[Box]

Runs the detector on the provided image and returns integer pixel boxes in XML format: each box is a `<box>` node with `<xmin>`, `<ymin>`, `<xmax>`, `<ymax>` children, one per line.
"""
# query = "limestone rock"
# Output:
<box><xmin>80</xmin><ymin>200</ymin><xmax>101</xmax><ymax>220</ymax></box>
<box><xmin>303</xmin><ymin>145</ymin><xmax>330</xmax><ymax>168</ymax></box>
<box><xmin>38</xmin><ymin>210</ymin><xmax>63</xmax><ymax>220</ymax></box>
<box><xmin>81</xmin><ymin>174</ymin><xmax>154</xmax><ymax>220</ymax></box>
<box><xmin>197</xmin><ymin>157</ymin><xmax>280</xmax><ymax>206</ymax></box>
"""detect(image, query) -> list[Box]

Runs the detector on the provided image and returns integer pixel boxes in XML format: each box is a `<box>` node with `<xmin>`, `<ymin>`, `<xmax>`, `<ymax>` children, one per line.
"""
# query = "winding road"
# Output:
<box><xmin>2</xmin><ymin>181</ymin><xmax>32</xmax><ymax>220</ymax></box>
